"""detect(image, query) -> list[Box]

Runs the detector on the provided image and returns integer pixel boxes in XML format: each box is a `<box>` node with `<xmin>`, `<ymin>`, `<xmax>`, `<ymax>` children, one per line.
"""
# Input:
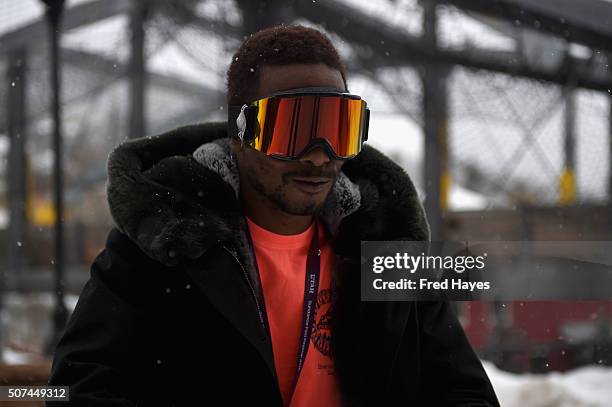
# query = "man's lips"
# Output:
<box><xmin>291</xmin><ymin>177</ymin><xmax>332</xmax><ymax>193</ymax></box>
<box><xmin>292</xmin><ymin>177</ymin><xmax>332</xmax><ymax>183</ymax></box>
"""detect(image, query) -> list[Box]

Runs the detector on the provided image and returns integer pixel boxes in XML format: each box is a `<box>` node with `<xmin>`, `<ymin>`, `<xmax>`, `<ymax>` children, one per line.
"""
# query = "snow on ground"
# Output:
<box><xmin>2</xmin><ymin>347</ymin><xmax>39</xmax><ymax>365</ymax></box>
<box><xmin>483</xmin><ymin>360</ymin><xmax>612</xmax><ymax>407</ymax></box>
<box><xmin>1</xmin><ymin>293</ymin><xmax>80</xmax><ymax>364</ymax></box>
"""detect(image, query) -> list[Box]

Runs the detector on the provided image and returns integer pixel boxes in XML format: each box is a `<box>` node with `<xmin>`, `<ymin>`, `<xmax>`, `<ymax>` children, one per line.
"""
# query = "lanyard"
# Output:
<box><xmin>244</xmin><ymin>217</ymin><xmax>321</xmax><ymax>393</ymax></box>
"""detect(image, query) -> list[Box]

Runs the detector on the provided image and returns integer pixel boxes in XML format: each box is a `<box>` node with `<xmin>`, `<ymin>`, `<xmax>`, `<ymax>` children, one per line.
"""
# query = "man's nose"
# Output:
<box><xmin>299</xmin><ymin>145</ymin><xmax>332</xmax><ymax>166</ymax></box>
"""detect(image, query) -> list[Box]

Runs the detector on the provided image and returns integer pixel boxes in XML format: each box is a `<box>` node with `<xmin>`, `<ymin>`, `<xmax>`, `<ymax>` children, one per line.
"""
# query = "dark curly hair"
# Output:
<box><xmin>226</xmin><ymin>24</ymin><xmax>348</xmax><ymax>106</ymax></box>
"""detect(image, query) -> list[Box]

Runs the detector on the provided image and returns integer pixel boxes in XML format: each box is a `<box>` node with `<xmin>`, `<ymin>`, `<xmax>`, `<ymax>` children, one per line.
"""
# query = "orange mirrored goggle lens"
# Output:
<box><xmin>232</xmin><ymin>94</ymin><xmax>369</xmax><ymax>160</ymax></box>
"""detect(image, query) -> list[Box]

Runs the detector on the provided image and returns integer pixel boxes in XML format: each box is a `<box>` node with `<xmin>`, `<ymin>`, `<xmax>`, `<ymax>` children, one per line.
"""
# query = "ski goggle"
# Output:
<box><xmin>227</xmin><ymin>87</ymin><xmax>370</xmax><ymax>161</ymax></box>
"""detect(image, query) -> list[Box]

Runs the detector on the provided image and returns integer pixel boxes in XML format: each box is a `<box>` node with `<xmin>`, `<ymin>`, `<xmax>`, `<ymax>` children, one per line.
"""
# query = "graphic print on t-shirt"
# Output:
<box><xmin>313</xmin><ymin>288</ymin><xmax>333</xmax><ymax>357</ymax></box>
<box><xmin>312</xmin><ymin>287</ymin><xmax>335</xmax><ymax>375</ymax></box>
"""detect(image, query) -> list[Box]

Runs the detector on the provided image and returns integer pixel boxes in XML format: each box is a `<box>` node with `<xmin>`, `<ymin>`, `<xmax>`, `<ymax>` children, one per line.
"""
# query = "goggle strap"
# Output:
<box><xmin>364</xmin><ymin>108</ymin><xmax>370</xmax><ymax>142</ymax></box>
<box><xmin>227</xmin><ymin>104</ymin><xmax>241</xmax><ymax>139</ymax></box>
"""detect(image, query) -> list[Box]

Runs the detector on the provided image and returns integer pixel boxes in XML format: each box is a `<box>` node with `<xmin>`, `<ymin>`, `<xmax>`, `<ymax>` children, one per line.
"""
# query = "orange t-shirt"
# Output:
<box><xmin>246</xmin><ymin>216</ymin><xmax>342</xmax><ymax>407</ymax></box>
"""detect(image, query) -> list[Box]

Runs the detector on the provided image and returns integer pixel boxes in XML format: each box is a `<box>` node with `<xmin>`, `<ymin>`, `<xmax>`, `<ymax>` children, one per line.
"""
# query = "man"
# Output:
<box><xmin>48</xmin><ymin>25</ymin><xmax>499</xmax><ymax>406</ymax></box>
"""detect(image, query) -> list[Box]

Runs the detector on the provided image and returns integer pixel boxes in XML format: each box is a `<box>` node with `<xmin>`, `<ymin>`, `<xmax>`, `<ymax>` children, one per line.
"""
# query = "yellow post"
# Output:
<box><xmin>559</xmin><ymin>167</ymin><xmax>576</xmax><ymax>205</ymax></box>
<box><xmin>441</xmin><ymin>169</ymin><xmax>451</xmax><ymax>211</ymax></box>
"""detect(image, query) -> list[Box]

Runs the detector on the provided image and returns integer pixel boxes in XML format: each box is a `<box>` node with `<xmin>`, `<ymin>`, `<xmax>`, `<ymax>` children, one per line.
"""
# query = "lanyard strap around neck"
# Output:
<box><xmin>295</xmin><ymin>226</ymin><xmax>320</xmax><ymax>380</ymax></box>
<box><xmin>244</xmin><ymin>218</ymin><xmax>321</xmax><ymax>394</ymax></box>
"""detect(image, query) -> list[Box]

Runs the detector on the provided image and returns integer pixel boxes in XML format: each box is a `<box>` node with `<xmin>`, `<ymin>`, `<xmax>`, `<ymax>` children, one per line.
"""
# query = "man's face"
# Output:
<box><xmin>231</xmin><ymin>63</ymin><xmax>346</xmax><ymax>216</ymax></box>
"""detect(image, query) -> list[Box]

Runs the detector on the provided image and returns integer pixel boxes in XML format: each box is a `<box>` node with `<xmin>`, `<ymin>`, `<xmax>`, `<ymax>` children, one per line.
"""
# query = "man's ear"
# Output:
<box><xmin>229</xmin><ymin>136</ymin><xmax>244</xmax><ymax>160</ymax></box>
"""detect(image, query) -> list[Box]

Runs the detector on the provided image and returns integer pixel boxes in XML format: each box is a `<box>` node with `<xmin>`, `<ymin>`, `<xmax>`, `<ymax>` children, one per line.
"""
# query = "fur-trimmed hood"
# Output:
<box><xmin>105</xmin><ymin>121</ymin><xmax>429</xmax><ymax>268</ymax></box>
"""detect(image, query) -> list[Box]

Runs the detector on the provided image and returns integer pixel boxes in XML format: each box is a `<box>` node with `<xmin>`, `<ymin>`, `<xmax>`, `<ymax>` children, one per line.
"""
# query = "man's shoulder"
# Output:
<box><xmin>98</xmin><ymin>227</ymin><xmax>161</xmax><ymax>270</ymax></box>
<box><xmin>88</xmin><ymin>227</ymin><xmax>171</xmax><ymax>304</ymax></box>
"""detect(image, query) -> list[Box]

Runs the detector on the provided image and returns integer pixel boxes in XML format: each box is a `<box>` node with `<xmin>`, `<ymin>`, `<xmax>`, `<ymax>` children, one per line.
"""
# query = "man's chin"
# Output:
<box><xmin>277</xmin><ymin>196</ymin><xmax>327</xmax><ymax>217</ymax></box>
<box><xmin>279</xmin><ymin>204</ymin><xmax>320</xmax><ymax>217</ymax></box>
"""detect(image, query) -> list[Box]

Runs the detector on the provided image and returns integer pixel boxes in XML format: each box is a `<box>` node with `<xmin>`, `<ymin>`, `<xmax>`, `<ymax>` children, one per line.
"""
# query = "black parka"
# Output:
<box><xmin>47</xmin><ymin>122</ymin><xmax>499</xmax><ymax>406</ymax></box>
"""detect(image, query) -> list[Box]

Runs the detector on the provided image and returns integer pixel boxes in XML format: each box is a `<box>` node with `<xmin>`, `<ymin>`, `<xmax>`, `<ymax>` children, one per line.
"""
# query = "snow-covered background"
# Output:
<box><xmin>484</xmin><ymin>361</ymin><xmax>612</xmax><ymax>407</ymax></box>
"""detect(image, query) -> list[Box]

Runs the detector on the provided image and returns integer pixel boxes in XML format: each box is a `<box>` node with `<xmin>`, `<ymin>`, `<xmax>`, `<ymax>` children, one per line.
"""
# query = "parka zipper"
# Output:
<box><xmin>221</xmin><ymin>244</ymin><xmax>268</xmax><ymax>340</ymax></box>
<box><xmin>221</xmin><ymin>244</ymin><xmax>283</xmax><ymax>406</ymax></box>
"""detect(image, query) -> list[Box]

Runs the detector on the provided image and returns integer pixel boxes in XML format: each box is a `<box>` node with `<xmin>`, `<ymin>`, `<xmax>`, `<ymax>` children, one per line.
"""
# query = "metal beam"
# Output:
<box><xmin>6</xmin><ymin>49</ymin><xmax>28</xmax><ymax>280</ymax></box>
<box><xmin>0</xmin><ymin>0</ymin><xmax>130</xmax><ymax>53</ymax></box>
<box><xmin>235</xmin><ymin>0</ymin><xmax>296</xmax><ymax>35</ymax></box>
<box><xmin>439</xmin><ymin>0</ymin><xmax>612</xmax><ymax>53</ymax></box>
<box><xmin>608</xmin><ymin>95</ymin><xmax>612</xmax><ymax>239</ymax></box>
<box><xmin>61</xmin><ymin>48</ymin><xmax>219</xmax><ymax>98</ymax></box>
<box><xmin>128</xmin><ymin>0</ymin><xmax>147</xmax><ymax>139</ymax></box>
<box><xmin>422</xmin><ymin>0</ymin><xmax>447</xmax><ymax>241</ymax></box>
<box><xmin>3</xmin><ymin>48</ymin><xmax>28</xmax><ymax>362</ymax></box>
<box><xmin>560</xmin><ymin>83</ymin><xmax>576</xmax><ymax>205</ymax></box>
<box><xmin>44</xmin><ymin>0</ymin><xmax>70</xmax><ymax>358</ymax></box>
<box><xmin>294</xmin><ymin>0</ymin><xmax>612</xmax><ymax>92</ymax></box>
